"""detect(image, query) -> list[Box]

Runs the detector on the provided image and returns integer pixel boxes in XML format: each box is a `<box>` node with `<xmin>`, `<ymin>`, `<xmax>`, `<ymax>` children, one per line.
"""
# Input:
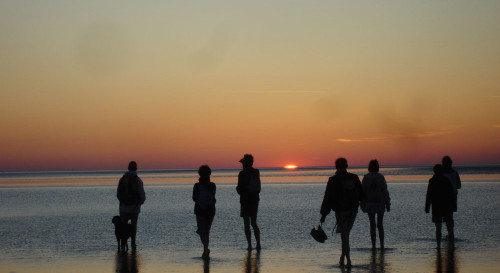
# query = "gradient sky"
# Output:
<box><xmin>1</xmin><ymin>1</ymin><xmax>499</xmax><ymax>171</ymax></box>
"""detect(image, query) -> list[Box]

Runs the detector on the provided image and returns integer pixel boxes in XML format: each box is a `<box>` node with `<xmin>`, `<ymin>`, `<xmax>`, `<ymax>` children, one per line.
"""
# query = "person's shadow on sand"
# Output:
<box><xmin>242</xmin><ymin>250</ymin><xmax>261</xmax><ymax>273</ymax></box>
<box><xmin>436</xmin><ymin>245</ymin><xmax>457</xmax><ymax>273</ymax></box>
<box><xmin>115</xmin><ymin>250</ymin><xmax>140</xmax><ymax>273</ymax></box>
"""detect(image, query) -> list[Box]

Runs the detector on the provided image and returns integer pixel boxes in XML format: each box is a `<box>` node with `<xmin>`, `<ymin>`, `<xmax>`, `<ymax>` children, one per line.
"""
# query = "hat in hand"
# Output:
<box><xmin>310</xmin><ymin>225</ymin><xmax>327</xmax><ymax>243</ymax></box>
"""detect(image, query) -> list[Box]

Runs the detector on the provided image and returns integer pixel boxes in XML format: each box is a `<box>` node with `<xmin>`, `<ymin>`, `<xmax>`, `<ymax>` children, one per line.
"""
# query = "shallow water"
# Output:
<box><xmin>1</xmin><ymin>166</ymin><xmax>499</xmax><ymax>272</ymax></box>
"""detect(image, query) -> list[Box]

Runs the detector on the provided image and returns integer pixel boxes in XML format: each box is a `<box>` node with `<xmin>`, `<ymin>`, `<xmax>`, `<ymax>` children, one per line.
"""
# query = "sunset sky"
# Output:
<box><xmin>1</xmin><ymin>1</ymin><xmax>499</xmax><ymax>171</ymax></box>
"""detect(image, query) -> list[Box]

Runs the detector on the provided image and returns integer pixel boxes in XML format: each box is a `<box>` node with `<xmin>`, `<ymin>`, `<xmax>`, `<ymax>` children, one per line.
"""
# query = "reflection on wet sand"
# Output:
<box><xmin>436</xmin><ymin>245</ymin><xmax>458</xmax><ymax>273</ymax></box>
<box><xmin>203</xmin><ymin>258</ymin><xmax>210</xmax><ymax>273</ymax></box>
<box><xmin>115</xmin><ymin>250</ymin><xmax>141</xmax><ymax>273</ymax></box>
<box><xmin>367</xmin><ymin>250</ymin><xmax>387</xmax><ymax>273</ymax></box>
<box><xmin>242</xmin><ymin>250</ymin><xmax>261</xmax><ymax>273</ymax></box>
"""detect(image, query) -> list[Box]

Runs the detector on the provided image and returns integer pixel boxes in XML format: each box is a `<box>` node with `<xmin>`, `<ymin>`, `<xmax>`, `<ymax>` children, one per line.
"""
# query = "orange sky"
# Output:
<box><xmin>1</xmin><ymin>1</ymin><xmax>499</xmax><ymax>171</ymax></box>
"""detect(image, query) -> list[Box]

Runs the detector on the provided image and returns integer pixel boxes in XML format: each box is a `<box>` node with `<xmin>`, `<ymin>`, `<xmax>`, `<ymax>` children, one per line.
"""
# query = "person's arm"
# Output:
<box><xmin>117</xmin><ymin>177</ymin><xmax>122</xmax><ymax>201</ymax></box>
<box><xmin>211</xmin><ymin>182</ymin><xmax>217</xmax><ymax>204</ymax></box>
<box><xmin>456</xmin><ymin>171</ymin><xmax>461</xmax><ymax>190</ymax></box>
<box><xmin>425</xmin><ymin>179</ymin><xmax>432</xmax><ymax>213</ymax></box>
<box><xmin>355</xmin><ymin>175</ymin><xmax>365</xmax><ymax>201</ymax></box>
<box><xmin>360</xmin><ymin>176</ymin><xmax>366</xmax><ymax>212</ymax></box>
<box><xmin>382</xmin><ymin>175</ymin><xmax>391</xmax><ymax>212</ymax></box>
<box><xmin>256</xmin><ymin>169</ymin><xmax>261</xmax><ymax>194</ymax></box>
<box><xmin>236</xmin><ymin>172</ymin><xmax>243</xmax><ymax>195</ymax></box>
<box><xmin>449</xmin><ymin>180</ymin><xmax>457</xmax><ymax>212</ymax></box>
<box><xmin>192</xmin><ymin>183</ymin><xmax>198</xmax><ymax>202</ymax></box>
<box><xmin>320</xmin><ymin>177</ymin><xmax>334</xmax><ymax>222</ymax></box>
<box><xmin>138</xmin><ymin>178</ymin><xmax>146</xmax><ymax>205</ymax></box>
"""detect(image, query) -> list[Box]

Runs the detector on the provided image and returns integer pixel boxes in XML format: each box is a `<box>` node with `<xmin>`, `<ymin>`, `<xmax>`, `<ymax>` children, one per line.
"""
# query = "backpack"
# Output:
<box><xmin>118</xmin><ymin>173</ymin><xmax>140</xmax><ymax>206</ymax></box>
<box><xmin>246</xmin><ymin>172</ymin><xmax>260</xmax><ymax>194</ymax></box>
<box><xmin>365</xmin><ymin>180</ymin><xmax>380</xmax><ymax>202</ymax></box>
<box><xmin>198</xmin><ymin>184</ymin><xmax>215</xmax><ymax>209</ymax></box>
<box><xmin>338</xmin><ymin>177</ymin><xmax>358</xmax><ymax>208</ymax></box>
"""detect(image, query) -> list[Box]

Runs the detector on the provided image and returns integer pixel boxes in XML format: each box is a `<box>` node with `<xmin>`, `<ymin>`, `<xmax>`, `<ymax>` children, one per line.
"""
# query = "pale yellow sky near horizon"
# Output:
<box><xmin>1</xmin><ymin>1</ymin><xmax>499</xmax><ymax>171</ymax></box>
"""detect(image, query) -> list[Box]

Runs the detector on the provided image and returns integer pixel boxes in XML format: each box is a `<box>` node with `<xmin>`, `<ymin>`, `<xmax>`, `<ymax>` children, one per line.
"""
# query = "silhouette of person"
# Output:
<box><xmin>425</xmin><ymin>164</ymin><xmax>456</xmax><ymax>249</ymax></box>
<box><xmin>117</xmin><ymin>161</ymin><xmax>146</xmax><ymax>251</ymax></box>
<box><xmin>320</xmin><ymin>158</ymin><xmax>364</xmax><ymax>268</ymax></box>
<box><xmin>442</xmin><ymin>156</ymin><xmax>461</xmax><ymax>211</ymax></box>
<box><xmin>192</xmin><ymin>165</ymin><xmax>216</xmax><ymax>260</ymax></box>
<box><xmin>236</xmin><ymin>154</ymin><xmax>261</xmax><ymax>251</ymax></box>
<box><xmin>360</xmin><ymin>160</ymin><xmax>391</xmax><ymax>251</ymax></box>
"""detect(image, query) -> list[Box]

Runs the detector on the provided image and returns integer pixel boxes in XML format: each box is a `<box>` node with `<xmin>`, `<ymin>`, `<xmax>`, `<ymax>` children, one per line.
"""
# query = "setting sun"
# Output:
<box><xmin>284</xmin><ymin>165</ymin><xmax>298</xmax><ymax>170</ymax></box>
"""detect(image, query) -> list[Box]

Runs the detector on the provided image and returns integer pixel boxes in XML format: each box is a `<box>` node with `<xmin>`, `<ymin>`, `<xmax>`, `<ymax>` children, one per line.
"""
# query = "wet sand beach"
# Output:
<box><xmin>1</xmin><ymin>166</ymin><xmax>499</xmax><ymax>272</ymax></box>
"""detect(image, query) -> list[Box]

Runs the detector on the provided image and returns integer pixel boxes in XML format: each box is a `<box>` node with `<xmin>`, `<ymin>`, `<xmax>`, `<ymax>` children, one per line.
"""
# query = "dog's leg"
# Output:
<box><xmin>121</xmin><ymin>238</ymin><xmax>128</xmax><ymax>252</ymax></box>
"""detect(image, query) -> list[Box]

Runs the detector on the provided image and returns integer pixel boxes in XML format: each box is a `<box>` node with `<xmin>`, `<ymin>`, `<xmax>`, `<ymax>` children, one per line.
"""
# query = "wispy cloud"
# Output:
<box><xmin>239</xmin><ymin>90</ymin><xmax>326</xmax><ymax>95</ymax></box>
<box><xmin>336</xmin><ymin>137</ymin><xmax>388</xmax><ymax>143</ymax></box>
<box><xmin>494</xmin><ymin>125</ymin><xmax>500</xmax><ymax>128</ymax></box>
<box><xmin>336</xmin><ymin>130</ymin><xmax>453</xmax><ymax>143</ymax></box>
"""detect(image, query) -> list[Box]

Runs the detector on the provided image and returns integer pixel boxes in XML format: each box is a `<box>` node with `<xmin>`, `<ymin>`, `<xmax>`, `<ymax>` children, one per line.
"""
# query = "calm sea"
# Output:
<box><xmin>1</xmin><ymin>165</ymin><xmax>499</xmax><ymax>272</ymax></box>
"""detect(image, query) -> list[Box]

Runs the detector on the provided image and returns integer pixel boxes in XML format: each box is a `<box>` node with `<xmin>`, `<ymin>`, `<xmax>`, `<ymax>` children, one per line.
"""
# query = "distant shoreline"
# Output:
<box><xmin>1</xmin><ymin>163</ymin><xmax>499</xmax><ymax>174</ymax></box>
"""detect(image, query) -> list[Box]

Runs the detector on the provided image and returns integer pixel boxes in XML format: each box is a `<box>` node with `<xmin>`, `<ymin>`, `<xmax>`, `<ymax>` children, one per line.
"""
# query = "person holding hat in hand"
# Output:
<box><xmin>236</xmin><ymin>154</ymin><xmax>262</xmax><ymax>250</ymax></box>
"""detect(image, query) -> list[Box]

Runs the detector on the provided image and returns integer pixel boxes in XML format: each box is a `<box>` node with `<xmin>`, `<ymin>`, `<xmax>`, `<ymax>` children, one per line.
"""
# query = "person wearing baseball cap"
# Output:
<box><xmin>236</xmin><ymin>154</ymin><xmax>262</xmax><ymax>250</ymax></box>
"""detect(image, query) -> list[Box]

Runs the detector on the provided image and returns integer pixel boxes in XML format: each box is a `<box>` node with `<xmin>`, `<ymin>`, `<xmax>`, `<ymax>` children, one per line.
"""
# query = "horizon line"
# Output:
<box><xmin>2</xmin><ymin>163</ymin><xmax>500</xmax><ymax>174</ymax></box>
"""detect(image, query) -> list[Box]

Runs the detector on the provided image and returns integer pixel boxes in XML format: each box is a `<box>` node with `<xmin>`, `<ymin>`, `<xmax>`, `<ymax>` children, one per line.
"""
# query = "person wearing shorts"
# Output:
<box><xmin>236</xmin><ymin>154</ymin><xmax>261</xmax><ymax>251</ymax></box>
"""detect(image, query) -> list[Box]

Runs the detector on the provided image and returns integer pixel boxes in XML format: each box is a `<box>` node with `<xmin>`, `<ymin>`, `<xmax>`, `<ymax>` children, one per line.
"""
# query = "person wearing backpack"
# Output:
<box><xmin>236</xmin><ymin>154</ymin><xmax>261</xmax><ymax>251</ymax></box>
<box><xmin>360</xmin><ymin>160</ymin><xmax>391</xmax><ymax>251</ymax></box>
<box><xmin>192</xmin><ymin>165</ymin><xmax>216</xmax><ymax>260</ymax></box>
<box><xmin>320</xmin><ymin>158</ymin><xmax>364</xmax><ymax>268</ymax></box>
<box><xmin>117</xmin><ymin>161</ymin><xmax>146</xmax><ymax>251</ymax></box>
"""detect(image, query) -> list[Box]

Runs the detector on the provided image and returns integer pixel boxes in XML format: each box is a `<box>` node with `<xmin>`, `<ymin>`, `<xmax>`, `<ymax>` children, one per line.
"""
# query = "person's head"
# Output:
<box><xmin>442</xmin><ymin>156</ymin><xmax>452</xmax><ymax>168</ymax></box>
<box><xmin>239</xmin><ymin>154</ymin><xmax>254</xmax><ymax>167</ymax></box>
<box><xmin>368</xmin><ymin>159</ymin><xmax>379</xmax><ymax>173</ymax></box>
<box><xmin>335</xmin><ymin>158</ymin><xmax>348</xmax><ymax>171</ymax></box>
<box><xmin>198</xmin><ymin>165</ymin><xmax>211</xmax><ymax>178</ymax></box>
<box><xmin>433</xmin><ymin>164</ymin><xmax>443</xmax><ymax>175</ymax></box>
<box><xmin>128</xmin><ymin>161</ymin><xmax>137</xmax><ymax>171</ymax></box>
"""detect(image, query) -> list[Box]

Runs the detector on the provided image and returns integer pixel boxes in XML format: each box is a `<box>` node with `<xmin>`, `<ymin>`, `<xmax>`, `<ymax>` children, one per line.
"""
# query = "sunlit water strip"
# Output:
<box><xmin>1</xmin><ymin>165</ymin><xmax>499</xmax><ymax>186</ymax></box>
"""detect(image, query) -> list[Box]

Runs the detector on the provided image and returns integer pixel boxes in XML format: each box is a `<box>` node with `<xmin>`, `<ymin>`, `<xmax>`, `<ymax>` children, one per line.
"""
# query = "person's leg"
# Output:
<box><xmin>435</xmin><ymin>220</ymin><xmax>442</xmax><ymax>249</ymax></box>
<box><xmin>130</xmin><ymin>214</ymin><xmax>138</xmax><ymax>249</ymax></box>
<box><xmin>205</xmin><ymin>215</ymin><xmax>214</xmax><ymax>253</ymax></box>
<box><xmin>196</xmin><ymin>215</ymin><xmax>207</xmax><ymax>248</ymax></box>
<box><xmin>250</xmin><ymin>216</ymin><xmax>261</xmax><ymax>250</ymax></box>
<box><xmin>445</xmin><ymin>214</ymin><xmax>454</xmax><ymax>247</ymax></box>
<box><xmin>340</xmin><ymin>230</ymin><xmax>352</xmax><ymax>267</ymax></box>
<box><xmin>368</xmin><ymin>213</ymin><xmax>376</xmax><ymax>250</ymax></box>
<box><xmin>243</xmin><ymin>216</ymin><xmax>252</xmax><ymax>250</ymax></box>
<box><xmin>198</xmin><ymin>215</ymin><xmax>211</xmax><ymax>259</ymax></box>
<box><xmin>339</xmin><ymin>231</ymin><xmax>346</xmax><ymax>266</ymax></box>
<box><xmin>345</xmin><ymin>230</ymin><xmax>352</xmax><ymax>267</ymax></box>
<box><xmin>377</xmin><ymin>212</ymin><xmax>385</xmax><ymax>250</ymax></box>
